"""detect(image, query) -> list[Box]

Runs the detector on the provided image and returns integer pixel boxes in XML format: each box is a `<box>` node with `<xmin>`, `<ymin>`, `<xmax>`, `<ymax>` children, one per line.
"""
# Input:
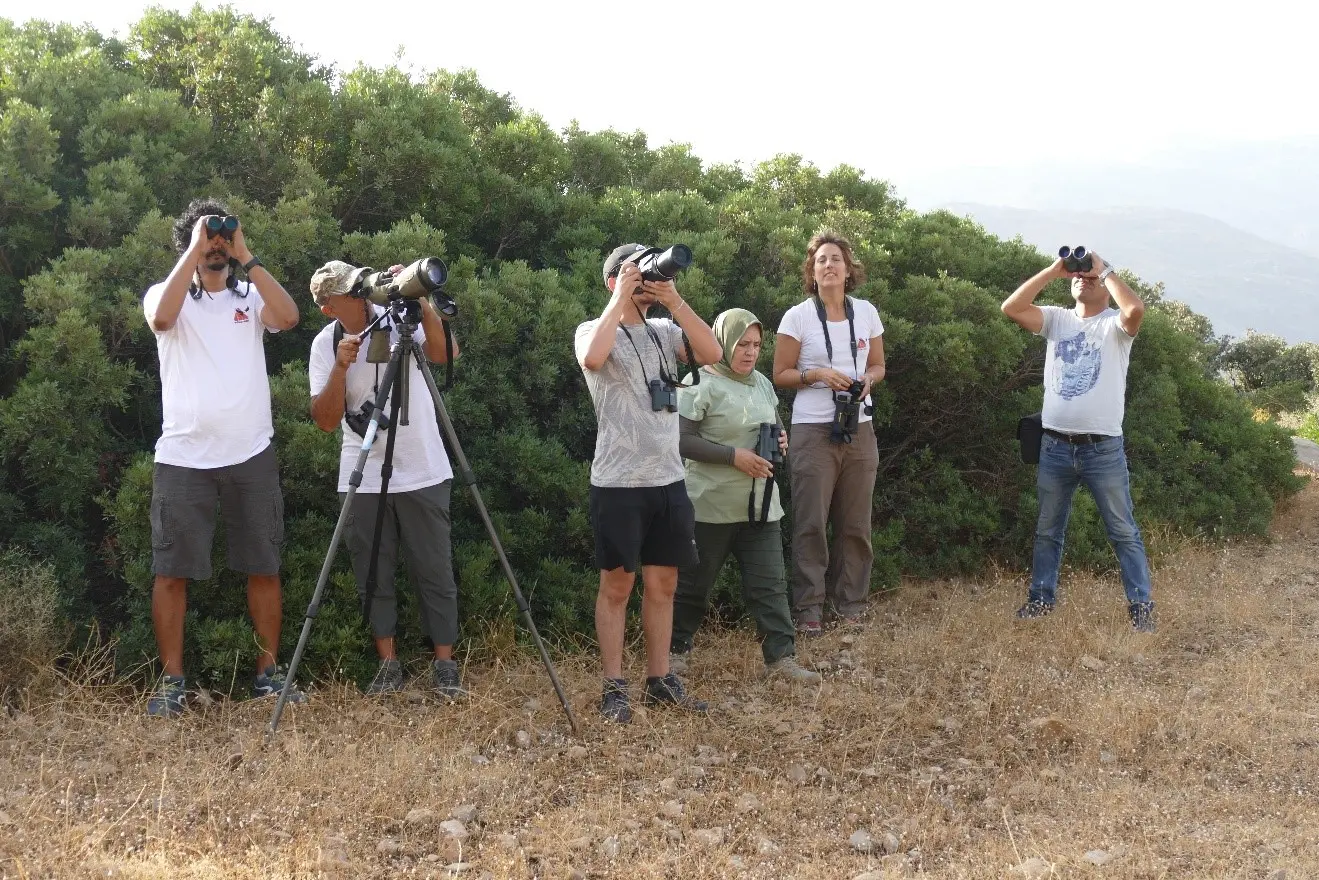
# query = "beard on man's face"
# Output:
<box><xmin>203</xmin><ymin>249</ymin><xmax>229</xmax><ymax>272</ymax></box>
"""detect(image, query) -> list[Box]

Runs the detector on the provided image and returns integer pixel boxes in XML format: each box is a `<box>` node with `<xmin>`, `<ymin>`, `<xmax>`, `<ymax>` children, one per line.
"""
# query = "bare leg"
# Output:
<box><xmin>640</xmin><ymin>565</ymin><xmax>678</xmax><ymax>678</ymax></box>
<box><xmin>596</xmin><ymin>567</ymin><xmax>635</xmax><ymax>679</ymax></box>
<box><xmin>247</xmin><ymin>573</ymin><xmax>282</xmax><ymax>674</ymax></box>
<box><xmin>374</xmin><ymin>636</ymin><xmax>396</xmax><ymax>660</ymax></box>
<box><xmin>152</xmin><ymin>576</ymin><xmax>188</xmax><ymax>677</ymax></box>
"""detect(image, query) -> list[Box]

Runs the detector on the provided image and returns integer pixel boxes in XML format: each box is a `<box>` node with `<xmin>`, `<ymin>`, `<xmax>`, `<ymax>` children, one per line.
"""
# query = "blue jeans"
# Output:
<box><xmin>1030</xmin><ymin>434</ymin><xmax>1151</xmax><ymax>605</ymax></box>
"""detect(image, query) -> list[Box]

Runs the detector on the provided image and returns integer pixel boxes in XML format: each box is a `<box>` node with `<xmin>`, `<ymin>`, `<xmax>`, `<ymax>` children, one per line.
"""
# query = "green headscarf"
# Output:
<box><xmin>704</xmin><ymin>308</ymin><xmax>761</xmax><ymax>385</ymax></box>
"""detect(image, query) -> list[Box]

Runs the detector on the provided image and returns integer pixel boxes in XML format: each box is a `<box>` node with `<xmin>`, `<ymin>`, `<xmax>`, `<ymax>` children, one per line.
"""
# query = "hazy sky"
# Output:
<box><xmin>14</xmin><ymin>0</ymin><xmax>1318</xmax><ymax>183</ymax></box>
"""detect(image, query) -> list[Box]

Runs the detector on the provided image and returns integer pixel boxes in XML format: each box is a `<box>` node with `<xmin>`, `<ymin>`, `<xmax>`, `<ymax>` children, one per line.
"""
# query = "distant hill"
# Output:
<box><xmin>902</xmin><ymin>138</ymin><xmax>1319</xmax><ymax>260</ymax></box>
<box><xmin>941</xmin><ymin>204</ymin><xmax>1319</xmax><ymax>343</ymax></box>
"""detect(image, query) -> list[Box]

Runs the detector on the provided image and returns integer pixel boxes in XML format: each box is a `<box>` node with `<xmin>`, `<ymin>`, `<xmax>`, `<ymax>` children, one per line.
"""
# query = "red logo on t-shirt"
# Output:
<box><xmin>858</xmin><ymin>338</ymin><xmax>867</xmax><ymax>350</ymax></box>
<box><xmin>234</xmin><ymin>308</ymin><xmax>249</xmax><ymax>323</ymax></box>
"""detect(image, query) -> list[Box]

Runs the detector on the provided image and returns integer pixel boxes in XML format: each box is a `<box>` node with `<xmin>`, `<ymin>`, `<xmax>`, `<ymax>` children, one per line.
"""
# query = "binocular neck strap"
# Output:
<box><xmin>621</xmin><ymin>305</ymin><xmax>676</xmax><ymax>389</ymax></box>
<box><xmin>747</xmin><ymin>475</ymin><xmax>775</xmax><ymax>523</ymax></box>
<box><xmin>813</xmin><ymin>295</ymin><xmax>859</xmax><ymax>376</ymax></box>
<box><xmin>332</xmin><ymin>319</ymin><xmax>382</xmax><ymax>424</ymax></box>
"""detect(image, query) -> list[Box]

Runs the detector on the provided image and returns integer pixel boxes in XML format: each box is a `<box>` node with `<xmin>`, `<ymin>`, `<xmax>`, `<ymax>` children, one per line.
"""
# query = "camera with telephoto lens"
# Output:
<box><xmin>622</xmin><ymin>245</ymin><xmax>693</xmax><ymax>294</ymax></box>
<box><xmin>345</xmin><ymin>399</ymin><xmax>391</xmax><ymax>438</ymax></box>
<box><xmin>205</xmin><ymin>215</ymin><xmax>240</xmax><ymax>241</ymax></box>
<box><xmin>350</xmin><ymin>257</ymin><xmax>457</xmax><ymax>319</ymax></box>
<box><xmin>649</xmin><ymin>378</ymin><xmax>678</xmax><ymax>412</ymax></box>
<box><xmin>756</xmin><ymin>423</ymin><xmax>783</xmax><ymax>466</ymax></box>
<box><xmin>1058</xmin><ymin>245</ymin><xmax>1093</xmax><ymax>274</ymax></box>
<box><xmin>830</xmin><ymin>381</ymin><xmax>871</xmax><ymax>441</ymax></box>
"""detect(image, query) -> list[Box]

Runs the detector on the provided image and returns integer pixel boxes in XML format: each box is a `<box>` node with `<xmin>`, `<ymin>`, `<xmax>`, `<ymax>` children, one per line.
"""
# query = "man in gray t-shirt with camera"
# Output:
<box><xmin>574</xmin><ymin>243</ymin><xmax>722</xmax><ymax>722</ymax></box>
<box><xmin>1001</xmin><ymin>249</ymin><xmax>1155</xmax><ymax>633</ymax></box>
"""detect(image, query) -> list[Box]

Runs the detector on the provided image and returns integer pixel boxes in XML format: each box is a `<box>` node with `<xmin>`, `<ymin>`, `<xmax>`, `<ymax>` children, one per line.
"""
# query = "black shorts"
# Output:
<box><xmin>150</xmin><ymin>443</ymin><xmax>284</xmax><ymax>580</ymax></box>
<box><xmin>588</xmin><ymin>481</ymin><xmax>699</xmax><ymax>573</ymax></box>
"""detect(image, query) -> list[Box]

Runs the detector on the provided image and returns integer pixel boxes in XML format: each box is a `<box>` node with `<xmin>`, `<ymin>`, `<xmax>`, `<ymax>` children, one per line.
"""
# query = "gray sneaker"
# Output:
<box><xmin>430</xmin><ymin>659</ymin><xmax>467</xmax><ymax>699</ymax></box>
<box><xmin>763</xmin><ymin>655</ymin><xmax>822</xmax><ymax>684</ymax></box>
<box><xmin>146</xmin><ymin>674</ymin><xmax>186</xmax><ymax>718</ymax></box>
<box><xmin>668</xmin><ymin>650</ymin><xmax>692</xmax><ymax>676</ymax></box>
<box><xmin>366</xmin><ymin>658</ymin><xmax>404</xmax><ymax>695</ymax></box>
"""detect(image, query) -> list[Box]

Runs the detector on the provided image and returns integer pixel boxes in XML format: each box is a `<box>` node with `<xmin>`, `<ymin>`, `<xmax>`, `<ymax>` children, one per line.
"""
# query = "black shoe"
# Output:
<box><xmin>430</xmin><ymin>659</ymin><xmax>467</xmax><ymax>699</ymax></box>
<box><xmin>1129</xmin><ymin>601</ymin><xmax>1156</xmax><ymax>633</ymax></box>
<box><xmin>366</xmin><ymin>658</ymin><xmax>404</xmax><ymax>695</ymax></box>
<box><xmin>600</xmin><ymin>678</ymin><xmax>632</xmax><ymax>724</ymax></box>
<box><xmin>1015</xmin><ymin>599</ymin><xmax>1055</xmax><ymax>620</ymax></box>
<box><xmin>643</xmin><ymin>673</ymin><xmax>708</xmax><ymax>714</ymax></box>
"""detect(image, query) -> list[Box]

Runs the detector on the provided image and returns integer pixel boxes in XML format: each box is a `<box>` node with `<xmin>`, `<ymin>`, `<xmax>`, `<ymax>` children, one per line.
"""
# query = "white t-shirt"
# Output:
<box><xmin>1038</xmin><ymin>306</ymin><xmax>1134</xmax><ymax>437</ymax></box>
<box><xmin>777</xmin><ymin>297</ymin><xmax>885</xmax><ymax>424</ymax></box>
<box><xmin>144</xmin><ymin>279</ymin><xmax>275</xmax><ymax>469</ymax></box>
<box><xmin>308</xmin><ymin>305</ymin><xmax>454</xmax><ymax>493</ymax></box>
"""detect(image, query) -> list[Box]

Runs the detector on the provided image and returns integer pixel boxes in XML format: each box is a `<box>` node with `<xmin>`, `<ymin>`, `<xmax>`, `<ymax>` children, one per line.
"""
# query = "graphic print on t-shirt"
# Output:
<box><xmin>1049</xmin><ymin>329</ymin><xmax>1103</xmax><ymax>400</ymax></box>
<box><xmin>233</xmin><ymin>307</ymin><xmax>249</xmax><ymax>324</ymax></box>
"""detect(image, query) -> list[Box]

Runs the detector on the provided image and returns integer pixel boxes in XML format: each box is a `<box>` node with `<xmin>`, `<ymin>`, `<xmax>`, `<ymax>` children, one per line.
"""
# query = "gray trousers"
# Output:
<box><xmin>341</xmin><ymin>481</ymin><xmax>457</xmax><ymax>646</ymax></box>
<box><xmin>672</xmin><ymin>519</ymin><xmax>797</xmax><ymax>664</ymax></box>
<box><xmin>788</xmin><ymin>421</ymin><xmax>879</xmax><ymax>622</ymax></box>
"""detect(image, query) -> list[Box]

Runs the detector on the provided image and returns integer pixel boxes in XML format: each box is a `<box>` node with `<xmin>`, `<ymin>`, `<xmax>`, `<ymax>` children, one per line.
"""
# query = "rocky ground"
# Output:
<box><xmin>3</xmin><ymin>480</ymin><xmax>1318</xmax><ymax>879</ymax></box>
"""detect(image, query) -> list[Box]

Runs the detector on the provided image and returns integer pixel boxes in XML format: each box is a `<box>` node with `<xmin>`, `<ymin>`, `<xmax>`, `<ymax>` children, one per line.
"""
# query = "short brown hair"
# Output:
<box><xmin>801</xmin><ymin>229</ymin><xmax>866</xmax><ymax>296</ymax></box>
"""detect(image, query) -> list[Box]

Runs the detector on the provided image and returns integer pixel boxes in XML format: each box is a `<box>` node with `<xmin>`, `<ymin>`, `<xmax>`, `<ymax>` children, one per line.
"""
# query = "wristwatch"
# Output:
<box><xmin>242</xmin><ymin>256</ymin><xmax>263</xmax><ymax>272</ymax></box>
<box><xmin>1097</xmin><ymin>264</ymin><xmax>1115</xmax><ymax>283</ymax></box>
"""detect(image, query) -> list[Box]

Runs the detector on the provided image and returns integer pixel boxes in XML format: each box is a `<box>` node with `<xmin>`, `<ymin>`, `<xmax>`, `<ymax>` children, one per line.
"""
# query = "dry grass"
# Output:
<box><xmin>4</xmin><ymin>482</ymin><xmax>1319</xmax><ymax>879</ymax></box>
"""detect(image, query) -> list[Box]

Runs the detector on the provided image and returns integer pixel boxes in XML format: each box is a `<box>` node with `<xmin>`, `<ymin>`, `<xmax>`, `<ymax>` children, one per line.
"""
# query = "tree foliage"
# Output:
<box><xmin>0</xmin><ymin>11</ymin><xmax>1303</xmax><ymax>688</ymax></box>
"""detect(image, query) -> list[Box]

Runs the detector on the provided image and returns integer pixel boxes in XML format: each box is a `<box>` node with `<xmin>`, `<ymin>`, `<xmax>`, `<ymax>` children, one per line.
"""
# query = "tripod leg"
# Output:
<box><xmin>410</xmin><ymin>346</ymin><xmax>580</xmax><ymax>735</ymax></box>
<box><xmin>267</xmin><ymin>346</ymin><xmax>405</xmax><ymax>738</ymax></box>
<box><xmin>361</xmin><ymin>360</ymin><xmax>404</xmax><ymax>621</ymax></box>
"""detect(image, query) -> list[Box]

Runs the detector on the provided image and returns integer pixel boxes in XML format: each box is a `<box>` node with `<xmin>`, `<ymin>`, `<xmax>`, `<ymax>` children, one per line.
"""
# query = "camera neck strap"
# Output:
<box><xmin>813</xmin><ymin>295</ymin><xmax>859</xmax><ymax>378</ymax></box>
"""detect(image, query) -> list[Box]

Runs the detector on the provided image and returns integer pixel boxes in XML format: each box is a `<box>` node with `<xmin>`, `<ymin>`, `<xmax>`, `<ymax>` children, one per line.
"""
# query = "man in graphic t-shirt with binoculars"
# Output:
<box><xmin>1000</xmin><ymin>245</ymin><xmax>1155</xmax><ymax>633</ymax></box>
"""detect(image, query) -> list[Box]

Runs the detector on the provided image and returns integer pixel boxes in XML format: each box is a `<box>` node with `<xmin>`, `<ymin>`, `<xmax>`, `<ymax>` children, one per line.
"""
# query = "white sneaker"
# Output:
<box><xmin>668</xmin><ymin>650</ymin><xmax>691</xmax><ymax>676</ymax></box>
<box><xmin>763</xmin><ymin>655</ymin><xmax>822</xmax><ymax>684</ymax></box>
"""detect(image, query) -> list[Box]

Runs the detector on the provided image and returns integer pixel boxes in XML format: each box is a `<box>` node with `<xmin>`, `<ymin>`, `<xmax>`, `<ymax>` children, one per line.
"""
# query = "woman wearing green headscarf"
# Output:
<box><xmin>668</xmin><ymin>308</ymin><xmax>821</xmax><ymax>683</ymax></box>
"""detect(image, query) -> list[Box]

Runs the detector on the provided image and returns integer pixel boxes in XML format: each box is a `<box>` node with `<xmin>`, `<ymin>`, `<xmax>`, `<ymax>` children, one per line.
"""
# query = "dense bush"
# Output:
<box><xmin>0</xmin><ymin>11</ymin><xmax>1303</xmax><ymax>689</ymax></box>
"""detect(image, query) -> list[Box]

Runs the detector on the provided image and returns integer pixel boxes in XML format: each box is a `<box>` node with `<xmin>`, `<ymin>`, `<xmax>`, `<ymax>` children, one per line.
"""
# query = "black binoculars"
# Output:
<box><xmin>649</xmin><ymin>378</ymin><xmax>678</xmax><ymax>412</ymax></box>
<box><xmin>1058</xmin><ymin>245</ymin><xmax>1093</xmax><ymax>274</ymax></box>
<box><xmin>756</xmin><ymin>423</ymin><xmax>783</xmax><ymax>465</ymax></box>
<box><xmin>344</xmin><ymin>399</ymin><xmax>390</xmax><ymax>438</ymax></box>
<box><xmin>205</xmin><ymin>215</ymin><xmax>240</xmax><ymax>240</ymax></box>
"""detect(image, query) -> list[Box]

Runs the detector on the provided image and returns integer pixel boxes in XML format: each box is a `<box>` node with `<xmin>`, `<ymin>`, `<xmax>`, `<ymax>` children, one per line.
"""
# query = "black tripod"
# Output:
<box><xmin>268</xmin><ymin>298</ymin><xmax>579</xmax><ymax>736</ymax></box>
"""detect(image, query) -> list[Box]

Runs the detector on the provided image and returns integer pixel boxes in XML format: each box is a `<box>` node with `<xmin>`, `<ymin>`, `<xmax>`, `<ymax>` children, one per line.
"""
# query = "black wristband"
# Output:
<box><xmin>242</xmin><ymin>256</ymin><xmax>263</xmax><ymax>272</ymax></box>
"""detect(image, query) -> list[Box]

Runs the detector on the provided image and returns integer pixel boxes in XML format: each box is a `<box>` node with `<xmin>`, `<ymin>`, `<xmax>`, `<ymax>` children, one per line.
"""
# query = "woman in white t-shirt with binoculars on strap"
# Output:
<box><xmin>772</xmin><ymin>230</ymin><xmax>886</xmax><ymax>637</ymax></box>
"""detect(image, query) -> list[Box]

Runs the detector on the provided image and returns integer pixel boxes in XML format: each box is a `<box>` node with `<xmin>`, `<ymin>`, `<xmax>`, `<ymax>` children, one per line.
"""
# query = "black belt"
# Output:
<box><xmin>1044</xmin><ymin>428</ymin><xmax>1111</xmax><ymax>445</ymax></box>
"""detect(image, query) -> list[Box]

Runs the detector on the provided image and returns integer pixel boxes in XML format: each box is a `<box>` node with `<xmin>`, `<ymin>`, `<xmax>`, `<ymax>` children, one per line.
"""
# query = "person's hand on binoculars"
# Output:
<box><xmin>779</xmin><ymin>430</ymin><xmax>789</xmax><ymax>457</ymax></box>
<box><xmin>189</xmin><ymin>216</ymin><xmax>226</xmax><ymax>257</ymax></box>
<box><xmin>228</xmin><ymin>220</ymin><xmax>254</xmax><ymax>265</ymax></box>
<box><xmin>859</xmin><ymin>374</ymin><xmax>875</xmax><ymax>399</ymax></box>
<box><xmin>1048</xmin><ymin>257</ymin><xmax>1071</xmax><ymax>279</ymax></box>
<box><xmin>733</xmin><ymin>448</ymin><xmax>774</xmax><ymax>479</ymax></box>
<box><xmin>1080</xmin><ymin>253</ymin><xmax>1108</xmax><ymax>279</ymax></box>
<box><xmin>811</xmin><ymin>367</ymin><xmax>855</xmax><ymax>391</ymax></box>
<box><xmin>334</xmin><ymin>333</ymin><xmax>362</xmax><ymax>370</ymax></box>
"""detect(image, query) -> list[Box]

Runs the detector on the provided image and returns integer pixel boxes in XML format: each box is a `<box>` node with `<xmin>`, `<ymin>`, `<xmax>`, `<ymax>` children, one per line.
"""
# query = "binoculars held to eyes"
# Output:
<box><xmin>1058</xmin><ymin>245</ymin><xmax>1093</xmax><ymax>274</ymax></box>
<box><xmin>205</xmin><ymin>215</ymin><xmax>240</xmax><ymax>241</ymax></box>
